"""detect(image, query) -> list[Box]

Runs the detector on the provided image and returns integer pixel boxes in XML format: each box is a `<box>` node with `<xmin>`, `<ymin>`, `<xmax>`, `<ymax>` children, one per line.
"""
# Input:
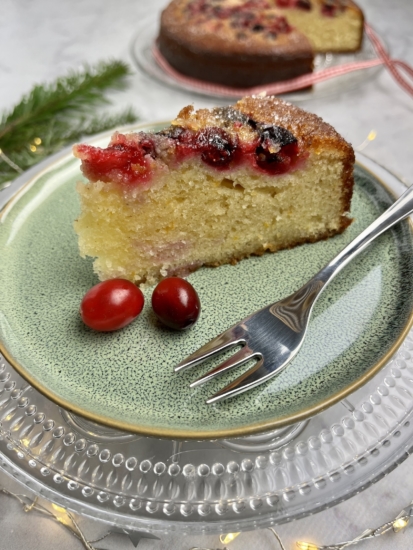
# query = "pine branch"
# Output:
<box><xmin>0</xmin><ymin>60</ymin><xmax>139</xmax><ymax>188</ymax></box>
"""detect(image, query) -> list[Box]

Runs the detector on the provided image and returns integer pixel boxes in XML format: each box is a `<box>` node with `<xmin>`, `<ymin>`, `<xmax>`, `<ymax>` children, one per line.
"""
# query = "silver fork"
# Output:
<box><xmin>175</xmin><ymin>183</ymin><xmax>413</xmax><ymax>404</ymax></box>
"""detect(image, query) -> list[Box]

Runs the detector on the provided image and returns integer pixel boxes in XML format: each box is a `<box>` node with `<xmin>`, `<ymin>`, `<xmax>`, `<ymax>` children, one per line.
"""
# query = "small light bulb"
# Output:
<box><xmin>220</xmin><ymin>532</ymin><xmax>241</xmax><ymax>544</ymax></box>
<box><xmin>356</xmin><ymin>129</ymin><xmax>377</xmax><ymax>152</ymax></box>
<box><xmin>51</xmin><ymin>503</ymin><xmax>72</xmax><ymax>526</ymax></box>
<box><xmin>393</xmin><ymin>517</ymin><xmax>409</xmax><ymax>532</ymax></box>
<box><xmin>296</xmin><ymin>542</ymin><xmax>319</xmax><ymax>550</ymax></box>
<box><xmin>51</xmin><ymin>504</ymin><xmax>67</xmax><ymax>514</ymax></box>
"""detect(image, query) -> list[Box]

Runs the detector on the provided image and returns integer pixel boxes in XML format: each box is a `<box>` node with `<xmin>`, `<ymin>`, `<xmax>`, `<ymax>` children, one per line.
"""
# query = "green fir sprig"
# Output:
<box><xmin>0</xmin><ymin>60</ymin><xmax>138</xmax><ymax>187</ymax></box>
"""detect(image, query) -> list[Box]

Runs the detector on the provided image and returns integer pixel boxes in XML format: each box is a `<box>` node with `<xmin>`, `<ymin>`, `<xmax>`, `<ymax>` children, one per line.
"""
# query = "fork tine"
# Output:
<box><xmin>206</xmin><ymin>358</ymin><xmax>273</xmax><ymax>404</ymax></box>
<box><xmin>189</xmin><ymin>345</ymin><xmax>257</xmax><ymax>388</ymax></box>
<box><xmin>174</xmin><ymin>330</ymin><xmax>245</xmax><ymax>373</ymax></box>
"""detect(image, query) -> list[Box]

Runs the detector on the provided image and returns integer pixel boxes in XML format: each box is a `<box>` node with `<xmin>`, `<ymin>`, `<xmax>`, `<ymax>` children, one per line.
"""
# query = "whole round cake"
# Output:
<box><xmin>157</xmin><ymin>0</ymin><xmax>364</xmax><ymax>88</ymax></box>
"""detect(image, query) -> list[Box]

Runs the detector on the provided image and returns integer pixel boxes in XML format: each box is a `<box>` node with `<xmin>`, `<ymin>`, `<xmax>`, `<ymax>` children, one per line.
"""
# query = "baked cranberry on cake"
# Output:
<box><xmin>73</xmin><ymin>96</ymin><xmax>355</xmax><ymax>285</ymax></box>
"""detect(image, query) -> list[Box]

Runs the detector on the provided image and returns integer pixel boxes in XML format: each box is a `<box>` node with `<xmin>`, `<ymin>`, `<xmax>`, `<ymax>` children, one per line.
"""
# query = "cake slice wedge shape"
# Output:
<box><xmin>73</xmin><ymin>96</ymin><xmax>355</xmax><ymax>285</ymax></box>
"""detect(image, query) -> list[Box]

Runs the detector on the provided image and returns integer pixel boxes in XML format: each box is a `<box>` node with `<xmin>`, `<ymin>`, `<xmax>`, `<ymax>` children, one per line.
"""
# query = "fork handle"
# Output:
<box><xmin>313</xmin><ymin>182</ymin><xmax>413</xmax><ymax>288</ymax></box>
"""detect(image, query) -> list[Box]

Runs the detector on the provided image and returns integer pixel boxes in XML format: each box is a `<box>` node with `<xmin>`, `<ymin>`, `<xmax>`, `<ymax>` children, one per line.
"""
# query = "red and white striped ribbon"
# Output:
<box><xmin>152</xmin><ymin>23</ymin><xmax>413</xmax><ymax>98</ymax></box>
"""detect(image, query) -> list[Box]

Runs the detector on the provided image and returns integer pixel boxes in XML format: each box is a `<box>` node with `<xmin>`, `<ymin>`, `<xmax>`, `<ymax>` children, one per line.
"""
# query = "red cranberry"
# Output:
<box><xmin>321</xmin><ymin>0</ymin><xmax>340</xmax><ymax>16</ymax></box>
<box><xmin>237</xmin><ymin>12</ymin><xmax>256</xmax><ymax>28</ymax></box>
<box><xmin>252</xmin><ymin>23</ymin><xmax>264</xmax><ymax>32</ymax></box>
<box><xmin>256</xmin><ymin>125</ymin><xmax>297</xmax><ymax>157</ymax></box>
<box><xmin>80</xmin><ymin>279</ymin><xmax>144</xmax><ymax>332</ymax></box>
<box><xmin>255</xmin><ymin>142</ymin><xmax>299</xmax><ymax>174</ymax></box>
<box><xmin>195</xmin><ymin>128</ymin><xmax>238</xmax><ymax>168</ymax></box>
<box><xmin>76</xmin><ymin>143</ymin><xmax>147</xmax><ymax>185</ymax></box>
<box><xmin>321</xmin><ymin>5</ymin><xmax>336</xmax><ymax>15</ymax></box>
<box><xmin>270</xmin><ymin>16</ymin><xmax>292</xmax><ymax>34</ymax></box>
<box><xmin>255</xmin><ymin>125</ymin><xmax>299</xmax><ymax>174</ymax></box>
<box><xmin>188</xmin><ymin>0</ymin><xmax>208</xmax><ymax>16</ymax></box>
<box><xmin>264</xmin><ymin>125</ymin><xmax>296</xmax><ymax>145</ymax></box>
<box><xmin>296</xmin><ymin>0</ymin><xmax>312</xmax><ymax>10</ymax></box>
<box><xmin>152</xmin><ymin>278</ymin><xmax>201</xmax><ymax>330</ymax></box>
<box><xmin>139</xmin><ymin>137</ymin><xmax>157</xmax><ymax>159</ymax></box>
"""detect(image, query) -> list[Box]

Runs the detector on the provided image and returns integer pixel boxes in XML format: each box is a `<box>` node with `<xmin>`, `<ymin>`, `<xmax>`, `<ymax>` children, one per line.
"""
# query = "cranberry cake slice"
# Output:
<box><xmin>73</xmin><ymin>96</ymin><xmax>354</xmax><ymax>285</ymax></box>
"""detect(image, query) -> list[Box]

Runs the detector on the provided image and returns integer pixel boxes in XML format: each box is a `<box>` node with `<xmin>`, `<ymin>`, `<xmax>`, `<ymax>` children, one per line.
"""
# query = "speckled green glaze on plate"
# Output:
<box><xmin>1</xmin><ymin>128</ymin><xmax>413</xmax><ymax>439</ymax></box>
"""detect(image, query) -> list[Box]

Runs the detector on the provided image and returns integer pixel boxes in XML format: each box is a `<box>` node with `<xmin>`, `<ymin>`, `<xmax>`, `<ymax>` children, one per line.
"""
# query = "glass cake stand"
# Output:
<box><xmin>2</xmin><ymin>330</ymin><xmax>413</xmax><ymax>536</ymax></box>
<box><xmin>2</xmin><ymin>152</ymin><xmax>413</xmax><ymax>536</ymax></box>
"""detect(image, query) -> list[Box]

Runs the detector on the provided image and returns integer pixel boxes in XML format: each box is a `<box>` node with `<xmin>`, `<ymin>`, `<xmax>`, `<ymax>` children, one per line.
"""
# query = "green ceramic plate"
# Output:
<box><xmin>1</xmin><ymin>123</ymin><xmax>413</xmax><ymax>440</ymax></box>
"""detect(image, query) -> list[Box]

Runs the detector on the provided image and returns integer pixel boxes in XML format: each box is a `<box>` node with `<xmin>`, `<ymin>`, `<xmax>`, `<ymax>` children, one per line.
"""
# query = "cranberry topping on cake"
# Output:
<box><xmin>321</xmin><ymin>0</ymin><xmax>347</xmax><ymax>16</ymax></box>
<box><xmin>276</xmin><ymin>0</ymin><xmax>312</xmax><ymax>10</ymax></box>
<box><xmin>255</xmin><ymin>125</ymin><xmax>300</xmax><ymax>174</ymax></box>
<box><xmin>74</xmin><ymin>142</ymin><xmax>151</xmax><ymax>186</ymax></box>
<box><xmin>73</xmin><ymin>106</ymin><xmax>308</xmax><ymax>187</ymax></box>
<box><xmin>195</xmin><ymin>128</ymin><xmax>240</xmax><ymax>168</ymax></box>
<box><xmin>274</xmin><ymin>0</ymin><xmax>349</xmax><ymax>15</ymax></box>
<box><xmin>185</xmin><ymin>0</ymin><xmax>293</xmax><ymax>39</ymax></box>
<box><xmin>73</xmin><ymin>133</ymin><xmax>162</xmax><ymax>186</ymax></box>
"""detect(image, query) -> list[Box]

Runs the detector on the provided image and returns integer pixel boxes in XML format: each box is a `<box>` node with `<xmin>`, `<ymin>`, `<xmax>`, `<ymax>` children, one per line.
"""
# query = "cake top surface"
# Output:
<box><xmin>273</xmin><ymin>0</ymin><xmax>361</xmax><ymax>16</ymax></box>
<box><xmin>160</xmin><ymin>0</ymin><xmax>313</xmax><ymax>56</ymax></box>
<box><xmin>73</xmin><ymin>96</ymin><xmax>353</xmax><ymax>188</ymax></box>
<box><xmin>173</xmin><ymin>95</ymin><xmax>351</xmax><ymax>150</ymax></box>
<box><xmin>160</xmin><ymin>0</ymin><xmax>361</xmax><ymax>57</ymax></box>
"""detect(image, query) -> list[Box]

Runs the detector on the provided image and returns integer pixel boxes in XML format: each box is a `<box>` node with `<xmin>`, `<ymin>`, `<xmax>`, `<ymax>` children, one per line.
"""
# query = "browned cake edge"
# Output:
<box><xmin>238</xmin><ymin>96</ymin><xmax>354</xmax><ymax>260</ymax></box>
<box><xmin>236</xmin><ymin>95</ymin><xmax>354</xmax><ymax>214</ymax></box>
<box><xmin>157</xmin><ymin>33</ymin><xmax>314</xmax><ymax>87</ymax></box>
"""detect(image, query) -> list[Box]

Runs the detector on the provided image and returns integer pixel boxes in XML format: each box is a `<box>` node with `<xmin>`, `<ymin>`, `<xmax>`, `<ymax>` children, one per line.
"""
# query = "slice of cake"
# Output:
<box><xmin>73</xmin><ymin>96</ymin><xmax>355</xmax><ymax>285</ymax></box>
<box><xmin>157</xmin><ymin>0</ymin><xmax>364</xmax><ymax>88</ymax></box>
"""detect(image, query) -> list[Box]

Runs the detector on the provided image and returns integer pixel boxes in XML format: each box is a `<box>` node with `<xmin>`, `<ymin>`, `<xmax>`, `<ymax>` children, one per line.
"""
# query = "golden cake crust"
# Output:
<box><xmin>160</xmin><ymin>0</ymin><xmax>312</xmax><ymax>57</ymax></box>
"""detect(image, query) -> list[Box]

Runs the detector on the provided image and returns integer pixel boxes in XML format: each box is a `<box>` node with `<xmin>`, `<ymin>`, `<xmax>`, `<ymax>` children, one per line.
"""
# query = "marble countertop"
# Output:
<box><xmin>1</xmin><ymin>0</ymin><xmax>413</xmax><ymax>548</ymax></box>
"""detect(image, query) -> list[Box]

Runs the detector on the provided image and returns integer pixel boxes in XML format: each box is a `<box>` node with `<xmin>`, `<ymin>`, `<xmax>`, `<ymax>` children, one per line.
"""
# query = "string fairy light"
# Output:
<box><xmin>220</xmin><ymin>532</ymin><xmax>241</xmax><ymax>544</ymax></box>
<box><xmin>29</xmin><ymin>137</ymin><xmax>43</xmax><ymax>153</ymax></box>
<box><xmin>0</xmin><ymin>486</ymin><xmax>112</xmax><ymax>550</ymax></box>
<box><xmin>355</xmin><ymin>129</ymin><xmax>377</xmax><ymax>151</ymax></box>
<box><xmin>393</xmin><ymin>516</ymin><xmax>409</xmax><ymax>533</ymax></box>
<box><xmin>296</xmin><ymin>512</ymin><xmax>413</xmax><ymax>550</ymax></box>
<box><xmin>1</xmin><ymin>482</ymin><xmax>413</xmax><ymax>550</ymax></box>
<box><xmin>0</xmin><ymin>148</ymin><xmax>23</xmax><ymax>174</ymax></box>
<box><xmin>296</xmin><ymin>543</ymin><xmax>319</xmax><ymax>550</ymax></box>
